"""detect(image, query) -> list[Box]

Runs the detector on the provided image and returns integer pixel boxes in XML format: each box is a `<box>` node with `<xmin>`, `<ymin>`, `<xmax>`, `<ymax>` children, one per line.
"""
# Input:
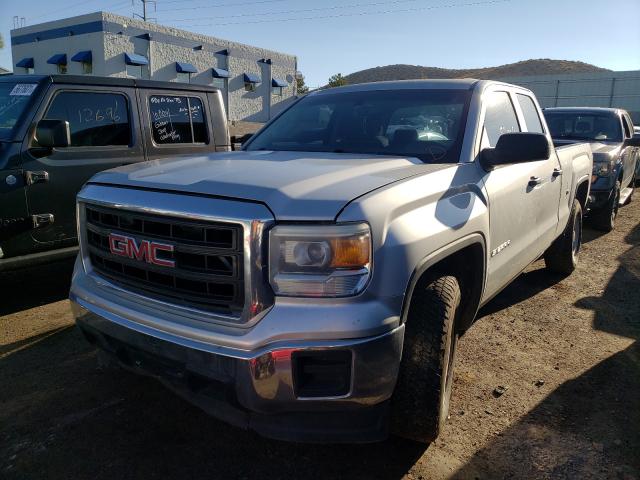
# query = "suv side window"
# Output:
<box><xmin>622</xmin><ymin>114</ymin><xmax>632</xmax><ymax>139</ymax></box>
<box><xmin>516</xmin><ymin>93</ymin><xmax>544</xmax><ymax>133</ymax></box>
<box><xmin>44</xmin><ymin>91</ymin><xmax>131</xmax><ymax>147</ymax></box>
<box><xmin>483</xmin><ymin>91</ymin><xmax>520</xmax><ymax>147</ymax></box>
<box><xmin>149</xmin><ymin>95</ymin><xmax>208</xmax><ymax>145</ymax></box>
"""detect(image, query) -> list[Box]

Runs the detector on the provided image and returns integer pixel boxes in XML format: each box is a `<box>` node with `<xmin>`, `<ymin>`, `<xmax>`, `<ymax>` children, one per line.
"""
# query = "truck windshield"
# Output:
<box><xmin>246</xmin><ymin>89</ymin><xmax>470</xmax><ymax>163</ymax></box>
<box><xmin>545</xmin><ymin>112</ymin><xmax>622</xmax><ymax>142</ymax></box>
<box><xmin>0</xmin><ymin>82</ymin><xmax>36</xmax><ymax>140</ymax></box>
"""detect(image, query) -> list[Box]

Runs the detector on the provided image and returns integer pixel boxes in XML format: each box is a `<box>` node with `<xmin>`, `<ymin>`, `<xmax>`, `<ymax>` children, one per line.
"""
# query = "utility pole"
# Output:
<box><xmin>133</xmin><ymin>0</ymin><xmax>157</xmax><ymax>22</ymax></box>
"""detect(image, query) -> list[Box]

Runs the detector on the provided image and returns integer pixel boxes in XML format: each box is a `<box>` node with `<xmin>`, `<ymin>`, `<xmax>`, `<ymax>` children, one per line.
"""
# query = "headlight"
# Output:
<box><xmin>269</xmin><ymin>223</ymin><xmax>371</xmax><ymax>297</ymax></box>
<box><xmin>592</xmin><ymin>160</ymin><xmax>611</xmax><ymax>178</ymax></box>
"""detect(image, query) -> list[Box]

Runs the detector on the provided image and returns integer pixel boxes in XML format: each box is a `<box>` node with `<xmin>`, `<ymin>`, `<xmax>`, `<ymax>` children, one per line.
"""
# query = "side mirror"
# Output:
<box><xmin>624</xmin><ymin>136</ymin><xmax>640</xmax><ymax>147</ymax></box>
<box><xmin>231</xmin><ymin>133</ymin><xmax>254</xmax><ymax>151</ymax></box>
<box><xmin>481</xmin><ymin>132</ymin><xmax>550</xmax><ymax>170</ymax></box>
<box><xmin>35</xmin><ymin>119</ymin><xmax>70</xmax><ymax>148</ymax></box>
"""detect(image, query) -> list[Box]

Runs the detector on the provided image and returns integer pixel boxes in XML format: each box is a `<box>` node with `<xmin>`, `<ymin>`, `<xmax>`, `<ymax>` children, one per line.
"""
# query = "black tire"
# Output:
<box><xmin>590</xmin><ymin>180</ymin><xmax>620</xmax><ymax>232</ymax></box>
<box><xmin>390</xmin><ymin>274</ymin><xmax>461</xmax><ymax>444</ymax></box>
<box><xmin>544</xmin><ymin>198</ymin><xmax>582</xmax><ymax>275</ymax></box>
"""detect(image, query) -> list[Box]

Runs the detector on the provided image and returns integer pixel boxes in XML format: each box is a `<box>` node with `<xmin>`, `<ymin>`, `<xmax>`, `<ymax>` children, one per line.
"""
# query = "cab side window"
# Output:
<box><xmin>483</xmin><ymin>91</ymin><xmax>521</xmax><ymax>147</ymax></box>
<box><xmin>44</xmin><ymin>91</ymin><xmax>131</xmax><ymax>147</ymax></box>
<box><xmin>149</xmin><ymin>95</ymin><xmax>208</xmax><ymax>145</ymax></box>
<box><xmin>622</xmin><ymin>115</ymin><xmax>632</xmax><ymax>139</ymax></box>
<box><xmin>516</xmin><ymin>94</ymin><xmax>544</xmax><ymax>133</ymax></box>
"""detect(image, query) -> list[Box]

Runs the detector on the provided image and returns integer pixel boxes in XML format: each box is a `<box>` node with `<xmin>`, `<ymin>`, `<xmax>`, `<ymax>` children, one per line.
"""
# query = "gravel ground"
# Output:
<box><xmin>1</xmin><ymin>204</ymin><xmax>638</xmax><ymax>480</ymax></box>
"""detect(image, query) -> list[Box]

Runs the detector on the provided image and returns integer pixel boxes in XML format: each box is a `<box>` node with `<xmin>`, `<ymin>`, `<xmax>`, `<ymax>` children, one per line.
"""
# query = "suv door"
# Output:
<box><xmin>480</xmin><ymin>89</ymin><xmax>558</xmax><ymax>299</ymax></box>
<box><xmin>138</xmin><ymin>89</ymin><xmax>216</xmax><ymax>160</ymax></box>
<box><xmin>21</xmin><ymin>86</ymin><xmax>143</xmax><ymax>245</ymax></box>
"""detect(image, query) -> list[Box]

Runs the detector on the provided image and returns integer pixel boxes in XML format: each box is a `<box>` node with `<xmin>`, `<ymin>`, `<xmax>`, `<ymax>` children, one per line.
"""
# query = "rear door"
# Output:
<box><xmin>138</xmin><ymin>89</ymin><xmax>216</xmax><ymax>160</ymax></box>
<box><xmin>21</xmin><ymin>85</ymin><xmax>143</xmax><ymax>245</ymax></box>
<box><xmin>481</xmin><ymin>88</ymin><xmax>557</xmax><ymax>299</ymax></box>
<box><xmin>514</xmin><ymin>92</ymin><xmax>562</xmax><ymax>247</ymax></box>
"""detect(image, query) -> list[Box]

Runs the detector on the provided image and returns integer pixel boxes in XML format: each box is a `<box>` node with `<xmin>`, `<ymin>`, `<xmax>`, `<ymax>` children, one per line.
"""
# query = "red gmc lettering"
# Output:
<box><xmin>108</xmin><ymin>233</ymin><xmax>175</xmax><ymax>268</ymax></box>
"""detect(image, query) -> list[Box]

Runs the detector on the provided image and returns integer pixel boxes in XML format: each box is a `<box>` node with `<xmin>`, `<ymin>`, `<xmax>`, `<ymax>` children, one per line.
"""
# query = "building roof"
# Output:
<box><xmin>10</xmin><ymin>11</ymin><xmax>296</xmax><ymax>67</ymax></box>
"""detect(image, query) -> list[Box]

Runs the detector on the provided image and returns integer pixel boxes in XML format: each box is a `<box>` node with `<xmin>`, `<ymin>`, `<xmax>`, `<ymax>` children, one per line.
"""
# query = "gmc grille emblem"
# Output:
<box><xmin>108</xmin><ymin>233</ymin><xmax>175</xmax><ymax>268</ymax></box>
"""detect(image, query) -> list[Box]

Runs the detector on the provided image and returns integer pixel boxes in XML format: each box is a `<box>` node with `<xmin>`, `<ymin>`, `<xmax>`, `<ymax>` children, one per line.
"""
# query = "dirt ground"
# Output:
<box><xmin>1</xmin><ymin>204</ymin><xmax>638</xmax><ymax>480</ymax></box>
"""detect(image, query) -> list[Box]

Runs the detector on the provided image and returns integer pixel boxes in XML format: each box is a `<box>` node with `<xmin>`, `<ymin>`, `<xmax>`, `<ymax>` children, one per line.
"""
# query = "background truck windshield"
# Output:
<box><xmin>246</xmin><ymin>89</ymin><xmax>470</xmax><ymax>163</ymax></box>
<box><xmin>545</xmin><ymin>112</ymin><xmax>622</xmax><ymax>142</ymax></box>
<box><xmin>0</xmin><ymin>83</ymin><xmax>36</xmax><ymax>140</ymax></box>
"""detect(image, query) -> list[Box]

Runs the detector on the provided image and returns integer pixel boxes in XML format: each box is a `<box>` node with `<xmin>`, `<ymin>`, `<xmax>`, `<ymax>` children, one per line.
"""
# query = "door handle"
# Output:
<box><xmin>552</xmin><ymin>168</ymin><xmax>563</xmax><ymax>177</ymax></box>
<box><xmin>24</xmin><ymin>170</ymin><xmax>49</xmax><ymax>186</ymax></box>
<box><xmin>528</xmin><ymin>176</ymin><xmax>542</xmax><ymax>187</ymax></box>
<box><xmin>32</xmin><ymin>213</ymin><xmax>54</xmax><ymax>229</ymax></box>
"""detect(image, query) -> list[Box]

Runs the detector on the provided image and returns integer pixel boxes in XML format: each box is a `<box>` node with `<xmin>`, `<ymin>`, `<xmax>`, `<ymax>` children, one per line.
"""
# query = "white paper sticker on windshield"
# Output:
<box><xmin>10</xmin><ymin>83</ymin><xmax>38</xmax><ymax>96</ymax></box>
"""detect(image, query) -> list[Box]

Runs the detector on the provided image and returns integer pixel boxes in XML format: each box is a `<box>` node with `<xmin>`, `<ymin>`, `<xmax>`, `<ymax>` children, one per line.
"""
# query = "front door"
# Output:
<box><xmin>21</xmin><ymin>86</ymin><xmax>142</xmax><ymax>246</ymax></box>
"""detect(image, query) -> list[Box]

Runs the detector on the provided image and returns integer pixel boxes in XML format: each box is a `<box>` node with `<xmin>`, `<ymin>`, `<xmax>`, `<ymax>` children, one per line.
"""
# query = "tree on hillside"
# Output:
<box><xmin>327</xmin><ymin>73</ymin><xmax>348</xmax><ymax>88</ymax></box>
<box><xmin>296</xmin><ymin>73</ymin><xmax>309</xmax><ymax>94</ymax></box>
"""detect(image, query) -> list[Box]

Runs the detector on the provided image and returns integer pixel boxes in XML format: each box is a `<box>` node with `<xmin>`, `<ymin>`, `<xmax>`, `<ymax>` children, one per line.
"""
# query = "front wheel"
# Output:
<box><xmin>390</xmin><ymin>274</ymin><xmax>461</xmax><ymax>444</ymax></box>
<box><xmin>544</xmin><ymin>198</ymin><xmax>583</xmax><ymax>275</ymax></box>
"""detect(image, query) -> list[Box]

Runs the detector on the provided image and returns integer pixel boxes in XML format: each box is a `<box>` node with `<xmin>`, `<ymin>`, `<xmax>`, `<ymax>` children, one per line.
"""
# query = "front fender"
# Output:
<box><xmin>337</xmin><ymin>164</ymin><xmax>489</xmax><ymax>325</ymax></box>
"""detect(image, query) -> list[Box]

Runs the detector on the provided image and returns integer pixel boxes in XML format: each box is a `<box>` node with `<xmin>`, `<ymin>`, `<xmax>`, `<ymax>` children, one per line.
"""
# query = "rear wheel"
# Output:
<box><xmin>390</xmin><ymin>274</ymin><xmax>461</xmax><ymax>444</ymax></box>
<box><xmin>544</xmin><ymin>198</ymin><xmax>582</xmax><ymax>275</ymax></box>
<box><xmin>590</xmin><ymin>181</ymin><xmax>620</xmax><ymax>232</ymax></box>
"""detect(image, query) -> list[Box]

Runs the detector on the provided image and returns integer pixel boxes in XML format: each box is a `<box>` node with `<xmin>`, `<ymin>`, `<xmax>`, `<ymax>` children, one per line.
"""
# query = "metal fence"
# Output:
<box><xmin>499</xmin><ymin>71</ymin><xmax>640</xmax><ymax>124</ymax></box>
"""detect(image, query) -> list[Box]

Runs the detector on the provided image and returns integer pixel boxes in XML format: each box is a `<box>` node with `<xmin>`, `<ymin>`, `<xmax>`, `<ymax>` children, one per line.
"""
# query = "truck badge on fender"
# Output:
<box><xmin>108</xmin><ymin>233</ymin><xmax>175</xmax><ymax>268</ymax></box>
<box><xmin>491</xmin><ymin>240</ymin><xmax>511</xmax><ymax>257</ymax></box>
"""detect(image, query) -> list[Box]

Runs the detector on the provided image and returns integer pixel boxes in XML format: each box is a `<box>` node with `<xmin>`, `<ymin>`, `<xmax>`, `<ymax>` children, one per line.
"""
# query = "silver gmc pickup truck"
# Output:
<box><xmin>69</xmin><ymin>79</ymin><xmax>593</xmax><ymax>443</ymax></box>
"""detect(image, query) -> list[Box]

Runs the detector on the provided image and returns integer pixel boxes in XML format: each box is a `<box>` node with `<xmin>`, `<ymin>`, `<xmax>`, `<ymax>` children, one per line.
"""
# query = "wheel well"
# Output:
<box><xmin>575</xmin><ymin>180</ymin><xmax>589</xmax><ymax>211</ymax></box>
<box><xmin>407</xmin><ymin>243</ymin><xmax>484</xmax><ymax>334</ymax></box>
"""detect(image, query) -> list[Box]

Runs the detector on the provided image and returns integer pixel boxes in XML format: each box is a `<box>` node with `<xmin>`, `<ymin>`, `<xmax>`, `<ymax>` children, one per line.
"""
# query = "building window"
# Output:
<box><xmin>176</xmin><ymin>72</ymin><xmax>191</xmax><ymax>84</ymax></box>
<box><xmin>245</xmin><ymin>82</ymin><xmax>257</xmax><ymax>92</ymax></box>
<box><xmin>24</xmin><ymin>67</ymin><xmax>34</xmax><ymax>75</ymax></box>
<box><xmin>272</xmin><ymin>86</ymin><xmax>283</xmax><ymax>97</ymax></box>
<box><xmin>82</xmin><ymin>62</ymin><xmax>92</xmax><ymax>74</ymax></box>
<box><xmin>57</xmin><ymin>64</ymin><xmax>67</xmax><ymax>74</ymax></box>
<box><xmin>126</xmin><ymin>64</ymin><xmax>143</xmax><ymax>79</ymax></box>
<box><xmin>44</xmin><ymin>91</ymin><xmax>131</xmax><ymax>147</ymax></box>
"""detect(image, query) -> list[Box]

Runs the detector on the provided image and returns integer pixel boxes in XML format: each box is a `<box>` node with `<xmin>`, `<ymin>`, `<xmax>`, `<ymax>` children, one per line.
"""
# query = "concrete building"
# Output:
<box><xmin>499</xmin><ymin>70</ymin><xmax>640</xmax><ymax>124</ymax></box>
<box><xmin>10</xmin><ymin>12</ymin><xmax>298</xmax><ymax>122</ymax></box>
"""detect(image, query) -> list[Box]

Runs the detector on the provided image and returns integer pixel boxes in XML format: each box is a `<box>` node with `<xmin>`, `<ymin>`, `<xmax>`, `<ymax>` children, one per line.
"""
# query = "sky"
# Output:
<box><xmin>1</xmin><ymin>0</ymin><xmax>639</xmax><ymax>87</ymax></box>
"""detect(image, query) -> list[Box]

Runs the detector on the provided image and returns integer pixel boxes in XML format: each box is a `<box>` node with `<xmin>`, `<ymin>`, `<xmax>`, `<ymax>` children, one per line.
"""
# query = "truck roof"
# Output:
<box><xmin>0</xmin><ymin>74</ymin><xmax>220</xmax><ymax>93</ymax></box>
<box><xmin>544</xmin><ymin>107</ymin><xmax>625</xmax><ymax>116</ymax></box>
<box><xmin>307</xmin><ymin>78</ymin><xmax>537</xmax><ymax>96</ymax></box>
<box><xmin>309</xmin><ymin>79</ymin><xmax>480</xmax><ymax>95</ymax></box>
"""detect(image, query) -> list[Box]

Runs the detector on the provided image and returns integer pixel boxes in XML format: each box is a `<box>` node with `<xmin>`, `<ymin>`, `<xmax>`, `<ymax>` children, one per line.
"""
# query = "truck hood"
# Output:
<box><xmin>553</xmin><ymin>139</ymin><xmax>621</xmax><ymax>159</ymax></box>
<box><xmin>89</xmin><ymin>151</ymin><xmax>448</xmax><ymax>220</ymax></box>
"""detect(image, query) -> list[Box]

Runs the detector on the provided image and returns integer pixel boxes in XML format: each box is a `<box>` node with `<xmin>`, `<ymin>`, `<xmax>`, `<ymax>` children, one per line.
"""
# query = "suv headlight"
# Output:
<box><xmin>592</xmin><ymin>160</ymin><xmax>612</xmax><ymax>178</ymax></box>
<box><xmin>269</xmin><ymin>223</ymin><xmax>371</xmax><ymax>297</ymax></box>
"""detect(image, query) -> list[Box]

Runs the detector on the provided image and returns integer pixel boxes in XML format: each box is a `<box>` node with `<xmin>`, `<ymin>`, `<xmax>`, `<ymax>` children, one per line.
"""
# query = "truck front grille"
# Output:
<box><xmin>84</xmin><ymin>205</ymin><xmax>244</xmax><ymax>316</ymax></box>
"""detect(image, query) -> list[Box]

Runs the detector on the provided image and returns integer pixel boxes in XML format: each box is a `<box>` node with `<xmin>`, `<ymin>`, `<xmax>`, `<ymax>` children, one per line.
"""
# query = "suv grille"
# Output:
<box><xmin>84</xmin><ymin>205</ymin><xmax>244</xmax><ymax>316</ymax></box>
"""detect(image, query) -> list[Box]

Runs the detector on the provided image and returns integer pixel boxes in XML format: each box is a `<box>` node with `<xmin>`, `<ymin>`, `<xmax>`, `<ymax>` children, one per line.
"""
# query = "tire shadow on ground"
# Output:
<box><xmin>0</xmin><ymin>326</ymin><xmax>427</xmax><ymax>480</ymax></box>
<box><xmin>0</xmin><ymin>258</ymin><xmax>75</xmax><ymax>316</ymax></box>
<box><xmin>453</xmin><ymin>218</ymin><xmax>640</xmax><ymax>479</ymax></box>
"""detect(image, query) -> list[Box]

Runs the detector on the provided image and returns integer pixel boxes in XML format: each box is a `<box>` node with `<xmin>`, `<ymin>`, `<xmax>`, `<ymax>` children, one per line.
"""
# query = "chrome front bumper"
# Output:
<box><xmin>70</xmin><ymin>270</ymin><xmax>404</xmax><ymax>442</ymax></box>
